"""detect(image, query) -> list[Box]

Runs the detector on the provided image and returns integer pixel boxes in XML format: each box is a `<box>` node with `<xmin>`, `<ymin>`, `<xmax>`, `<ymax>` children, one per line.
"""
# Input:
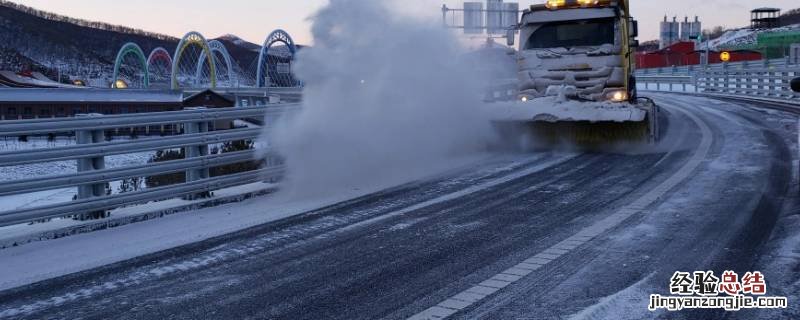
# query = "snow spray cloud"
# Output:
<box><xmin>266</xmin><ymin>0</ymin><xmax>494</xmax><ymax>198</ymax></box>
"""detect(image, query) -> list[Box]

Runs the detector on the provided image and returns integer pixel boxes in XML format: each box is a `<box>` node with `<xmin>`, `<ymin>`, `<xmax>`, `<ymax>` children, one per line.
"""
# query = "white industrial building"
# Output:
<box><xmin>661</xmin><ymin>15</ymin><xmax>702</xmax><ymax>49</ymax></box>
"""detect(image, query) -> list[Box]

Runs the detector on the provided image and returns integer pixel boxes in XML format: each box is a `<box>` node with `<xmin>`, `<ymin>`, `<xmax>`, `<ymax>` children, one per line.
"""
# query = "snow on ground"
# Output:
<box><xmin>0</xmin><ymin>181</ymin><xmax>275</xmax><ymax>248</ymax></box>
<box><xmin>568</xmin><ymin>273</ymin><xmax>662</xmax><ymax>320</ymax></box>
<box><xmin>0</xmin><ymin>136</ymin><xmax>153</xmax><ymax>181</ymax></box>
<box><xmin>0</xmin><ymin>154</ymin><xmax>491</xmax><ymax>292</ymax></box>
<box><xmin>744</xmin><ymin>214</ymin><xmax>800</xmax><ymax>318</ymax></box>
<box><xmin>704</xmin><ymin>29</ymin><xmax>758</xmax><ymax>50</ymax></box>
<box><xmin>703</xmin><ymin>24</ymin><xmax>800</xmax><ymax>51</ymax></box>
<box><xmin>0</xmin><ymin>136</ymin><xmax>154</xmax><ymax>213</ymax></box>
<box><xmin>0</xmin><ymin>188</ymin><xmax>74</xmax><ymax>212</ymax></box>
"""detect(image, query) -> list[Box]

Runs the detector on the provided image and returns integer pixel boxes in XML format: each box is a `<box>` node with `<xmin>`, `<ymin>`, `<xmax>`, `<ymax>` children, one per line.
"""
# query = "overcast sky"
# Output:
<box><xmin>9</xmin><ymin>0</ymin><xmax>798</xmax><ymax>44</ymax></box>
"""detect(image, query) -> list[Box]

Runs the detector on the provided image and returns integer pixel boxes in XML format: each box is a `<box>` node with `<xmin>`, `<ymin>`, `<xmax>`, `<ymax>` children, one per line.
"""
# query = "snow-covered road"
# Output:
<box><xmin>0</xmin><ymin>93</ymin><xmax>797</xmax><ymax>320</ymax></box>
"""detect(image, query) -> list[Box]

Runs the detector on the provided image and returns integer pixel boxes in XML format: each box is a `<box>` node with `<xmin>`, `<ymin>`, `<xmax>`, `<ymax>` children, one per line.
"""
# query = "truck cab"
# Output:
<box><xmin>514</xmin><ymin>0</ymin><xmax>638</xmax><ymax>102</ymax></box>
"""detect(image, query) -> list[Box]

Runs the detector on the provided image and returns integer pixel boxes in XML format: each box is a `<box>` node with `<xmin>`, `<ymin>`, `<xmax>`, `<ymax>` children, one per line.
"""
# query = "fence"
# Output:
<box><xmin>637</xmin><ymin>67</ymin><xmax>800</xmax><ymax>102</ymax></box>
<box><xmin>0</xmin><ymin>104</ymin><xmax>299</xmax><ymax>227</ymax></box>
<box><xmin>636</xmin><ymin>57</ymin><xmax>794</xmax><ymax>76</ymax></box>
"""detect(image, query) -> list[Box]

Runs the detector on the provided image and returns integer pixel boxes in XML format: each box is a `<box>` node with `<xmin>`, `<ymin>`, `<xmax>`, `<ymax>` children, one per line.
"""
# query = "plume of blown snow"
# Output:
<box><xmin>264</xmin><ymin>0</ymin><xmax>494</xmax><ymax>198</ymax></box>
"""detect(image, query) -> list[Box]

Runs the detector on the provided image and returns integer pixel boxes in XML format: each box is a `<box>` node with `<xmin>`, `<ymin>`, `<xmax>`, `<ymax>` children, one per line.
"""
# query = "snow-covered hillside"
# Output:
<box><xmin>704</xmin><ymin>24</ymin><xmax>800</xmax><ymax>50</ymax></box>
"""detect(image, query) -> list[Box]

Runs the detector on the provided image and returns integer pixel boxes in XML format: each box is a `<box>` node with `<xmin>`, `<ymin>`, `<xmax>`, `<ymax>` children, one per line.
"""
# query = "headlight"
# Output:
<box><xmin>606</xmin><ymin>90</ymin><xmax>628</xmax><ymax>102</ymax></box>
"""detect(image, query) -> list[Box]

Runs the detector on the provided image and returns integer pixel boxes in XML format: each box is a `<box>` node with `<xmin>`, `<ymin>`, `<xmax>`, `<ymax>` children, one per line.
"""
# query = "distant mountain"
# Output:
<box><xmin>782</xmin><ymin>8</ymin><xmax>800</xmax><ymax>26</ymax></box>
<box><xmin>217</xmin><ymin>34</ymin><xmax>262</xmax><ymax>52</ymax></box>
<box><xmin>0</xmin><ymin>0</ymin><xmax>302</xmax><ymax>86</ymax></box>
<box><xmin>0</xmin><ymin>0</ymin><xmax>176</xmax><ymax>78</ymax></box>
<box><xmin>212</xmin><ymin>36</ymin><xmax>260</xmax><ymax>75</ymax></box>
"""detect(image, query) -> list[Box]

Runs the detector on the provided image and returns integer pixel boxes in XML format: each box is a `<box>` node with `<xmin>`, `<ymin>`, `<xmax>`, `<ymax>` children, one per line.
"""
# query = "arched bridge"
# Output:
<box><xmin>112</xmin><ymin>30</ymin><xmax>301</xmax><ymax>90</ymax></box>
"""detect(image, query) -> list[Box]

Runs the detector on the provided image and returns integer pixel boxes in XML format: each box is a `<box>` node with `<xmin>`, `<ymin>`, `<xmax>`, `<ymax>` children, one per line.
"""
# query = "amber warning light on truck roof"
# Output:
<box><xmin>544</xmin><ymin>0</ymin><xmax>612</xmax><ymax>10</ymax></box>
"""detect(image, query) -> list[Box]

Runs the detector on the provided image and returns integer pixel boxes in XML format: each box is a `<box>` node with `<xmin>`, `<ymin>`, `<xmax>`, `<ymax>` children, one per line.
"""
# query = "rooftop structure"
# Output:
<box><xmin>751</xmin><ymin>7</ymin><xmax>781</xmax><ymax>29</ymax></box>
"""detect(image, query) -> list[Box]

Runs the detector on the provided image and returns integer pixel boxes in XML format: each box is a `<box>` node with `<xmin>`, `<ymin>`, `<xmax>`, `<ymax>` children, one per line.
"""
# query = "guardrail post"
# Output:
<box><xmin>767</xmin><ymin>70</ymin><xmax>774</xmax><ymax>97</ymax></box>
<box><xmin>723</xmin><ymin>66</ymin><xmax>730</xmax><ymax>94</ymax></box>
<box><xmin>183</xmin><ymin>107</ymin><xmax>211</xmax><ymax>200</ymax></box>
<box><xmin>76</xmin><ymin>113</ymin><xmax>108</xmax><ymax>220</ymax></box>
<box><xmin>783</xmin><ymin>71</ymin><xmax>789</xmax><ymax>97</ymax></box>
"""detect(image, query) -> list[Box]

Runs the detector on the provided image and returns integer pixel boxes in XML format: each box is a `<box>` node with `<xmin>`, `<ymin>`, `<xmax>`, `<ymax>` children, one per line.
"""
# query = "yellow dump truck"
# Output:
<box><xmin>491</xmin><ymin>0</ymin><xmax>659</xmax><ymax>146</ymax></box>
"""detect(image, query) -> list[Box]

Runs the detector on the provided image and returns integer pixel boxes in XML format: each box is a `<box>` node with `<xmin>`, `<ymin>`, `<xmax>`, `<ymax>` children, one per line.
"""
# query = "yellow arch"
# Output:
<box><xmin>171</xmin><ymin>31</ymin><xmax>216</xmax><ymax>89</ymax></box>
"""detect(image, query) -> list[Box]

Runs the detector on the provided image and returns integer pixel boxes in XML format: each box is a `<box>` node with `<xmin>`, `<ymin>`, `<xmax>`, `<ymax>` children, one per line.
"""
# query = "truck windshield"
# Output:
<box><xmin>525</xmin><ymin>18</ymin><xmax>615</xmax><ymax>49</ymax></box>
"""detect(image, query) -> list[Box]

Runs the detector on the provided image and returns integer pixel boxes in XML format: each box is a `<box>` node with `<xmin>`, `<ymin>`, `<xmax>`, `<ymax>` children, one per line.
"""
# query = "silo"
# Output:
<box><xmin>660</xmin><ymin>16</ymin><xmax>679</xmax><ymax>48</ymax></box>
<box><xmin>690</xmin><ymin>16</ymin><xmax>702</xmax><ymax>40</ymax></box>
<box><xmin>671</xmin><ymin>17</ymin><xmax>680</xmax><ymax>42</ymax></box>
<box><xmin>681</xmin><ymin>17</ymin><xmax>692</xmax><ymax>40</ymax></box>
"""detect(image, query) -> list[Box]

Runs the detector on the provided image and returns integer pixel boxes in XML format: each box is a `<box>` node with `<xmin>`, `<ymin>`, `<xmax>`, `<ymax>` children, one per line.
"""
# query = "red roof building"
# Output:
<box><xmin>636</xmin><ymin>41</ymin><xmax>762</xmax><ymax>69</ymax></box>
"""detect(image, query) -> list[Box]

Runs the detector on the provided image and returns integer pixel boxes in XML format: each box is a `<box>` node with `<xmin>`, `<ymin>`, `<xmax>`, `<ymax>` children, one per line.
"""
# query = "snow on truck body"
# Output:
<box><xmin>517</xmin><ymin>6</ymin><xmax>628</xmax><ymax>102</ymax></box>
<box><xmin>486</xmin><ymin>0</ymin><xmax>659</xmax><ymax>145</ymax></box>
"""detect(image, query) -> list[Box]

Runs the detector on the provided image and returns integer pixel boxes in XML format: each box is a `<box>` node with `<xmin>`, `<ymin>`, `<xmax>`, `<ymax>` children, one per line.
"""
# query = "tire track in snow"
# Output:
<box><xmin>406</xmin><ymin>100</ymin><xmax>714</xmax><ymax>320</ymax></box>
<box><xmin>0</xmin><ymin>153</ymin><xmax>576</xmax><ymax>319</ymax></box>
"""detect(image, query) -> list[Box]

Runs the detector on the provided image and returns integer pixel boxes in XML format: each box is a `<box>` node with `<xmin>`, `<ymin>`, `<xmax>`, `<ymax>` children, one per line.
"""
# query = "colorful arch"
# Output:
<box><xmin>147</xmin><ymin>47</ymin><xmax>172</xmax><ymax>86</ymax></box>
<box><xmin>256</xmin><ymin>29</ymin><xmax>297</xmax><ymax>88</ymax></box>
<box><xmin>147</xmin><ymin>47</ymin><xmax>173</xmax><ymax>72</ymax></box>
<box><xmin>194</xmin><ymin>40</ymin><xmax>236</xmax><ymax>87</ymax></box>
<box><xmin>171</xmin><ymin>31</ymin><xmax>216</xmax><ymax>89</ymax></box>
<box><xmin>113</xmin><ymin>42</ymin><xmax>149</xmax><ymax>88</ymax></box>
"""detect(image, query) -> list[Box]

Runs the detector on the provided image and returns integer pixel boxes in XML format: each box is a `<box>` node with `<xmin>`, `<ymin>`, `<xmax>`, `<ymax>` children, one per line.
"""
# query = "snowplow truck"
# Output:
<box><xmin>494</xmin><ymin>0</ymin><xmax>658</xmax><ymax>146</ymax></box>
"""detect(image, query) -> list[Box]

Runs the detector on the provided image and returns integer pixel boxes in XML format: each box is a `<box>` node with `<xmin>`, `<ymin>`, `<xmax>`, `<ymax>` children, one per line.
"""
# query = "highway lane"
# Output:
<box><xmin>0</xmin><ymin>94</ymin><xmax>795</xmax><ymax>320</ymax></box>
<box><xmin>456</xmin><ymin>93</ymin><xmax>795</xmax><ymax>319</ymax></box>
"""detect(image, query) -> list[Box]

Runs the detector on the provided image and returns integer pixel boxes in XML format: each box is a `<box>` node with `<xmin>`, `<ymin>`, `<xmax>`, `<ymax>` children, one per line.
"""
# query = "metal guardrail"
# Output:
<box><xmin>0</xmin><ymin>104</ymin><xmax>299</xmax><ymax>227</ymax></box>
<box><xmin>0</xmin><ymin>128</ymin><xmax>264</xmax><ymax>166</ymax></box>
<box><xmin>0</xmin><ymin>167</ymin><xmax>284</xmax><ymax>227</ymax></box>
<box><xmin>637</xmin><ymin>68</ymin><xmax>800</xmax><ymax>102</ymax></box>
<box><xmin>637</xmin><ymin>75</ymin><xmax>694</xmax><ymax>92</ymax></box>
<box><xmin>636</xmin><ymin>58</ymin><xmax>794</xmax><ymax>76</ymax></box>
<box><xmin>0</xmin><ymin>105</ymin><xmax>297</xmax><ymax>136</ymax></box>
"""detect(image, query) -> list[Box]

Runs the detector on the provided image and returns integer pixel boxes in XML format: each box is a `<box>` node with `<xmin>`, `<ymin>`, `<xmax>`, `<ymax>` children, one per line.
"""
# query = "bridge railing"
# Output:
<box><xmin>636</xmin><ymin>57</ymin><xmax>795</xmax><ymax>76</ymax></box>
<box><xmin>0</xmin><ymin>104</ymin><xmax>299</xmax><ymax>227</ymax></box>
<box><xmin>637</xmin><ymin>68</ymin><xmax>800</xmax><ymax>102</ymax></box>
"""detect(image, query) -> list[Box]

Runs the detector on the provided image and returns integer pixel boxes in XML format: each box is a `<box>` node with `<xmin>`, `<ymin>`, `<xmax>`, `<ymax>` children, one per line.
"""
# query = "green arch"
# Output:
<box><xmin>113</xmin><ymin>42</ymin><xmax>149</xmax><ymax>88</ymax></box>
<box><xmin>171</xmin><ymin>31</ymin><xmax>216</xmax><ymax>90</ymax></box>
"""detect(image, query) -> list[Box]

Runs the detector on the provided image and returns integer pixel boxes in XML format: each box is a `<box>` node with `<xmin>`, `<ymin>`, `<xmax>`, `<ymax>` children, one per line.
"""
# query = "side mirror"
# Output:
<box><xmin>630</xmin><ymin>39</ymin><xmax>640</xmax><ymax>48</ymax></box>
<box><xmin>629</xmin><ymin>20</ymin><xmax>639</xmax><ymax>38</ymax></box>
<box><xmin>792</xmin><ymin>77</ymin><xmax>800</xmax><ymax>92</ymax></box>
<box><xmin>506</xmin><ymin>29</ymin><xmax>516</xmax><ymax>47</ymax></box>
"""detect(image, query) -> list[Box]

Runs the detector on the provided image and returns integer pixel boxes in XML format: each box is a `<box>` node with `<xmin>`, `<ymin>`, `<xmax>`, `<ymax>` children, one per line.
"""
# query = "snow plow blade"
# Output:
<box><xmin>487</xmin><ymin>97</ymin><xmax>659</xmax><ymax>148</ymax></box>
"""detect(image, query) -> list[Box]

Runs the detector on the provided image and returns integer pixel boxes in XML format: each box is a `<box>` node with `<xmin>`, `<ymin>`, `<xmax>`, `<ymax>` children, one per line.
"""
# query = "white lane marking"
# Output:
<box><xmin>406</xmin><ymin>101</ymin><xmax>714</xmax><ymax>320</ymax></box>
